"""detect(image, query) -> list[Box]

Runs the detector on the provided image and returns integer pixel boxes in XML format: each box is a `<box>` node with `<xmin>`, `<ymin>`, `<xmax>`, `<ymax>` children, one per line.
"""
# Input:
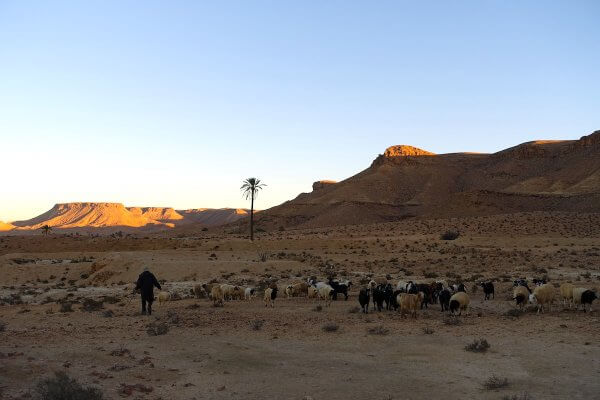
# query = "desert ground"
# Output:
<box><xmin>1</xmin><ymin>212</ymin><xmax>600</xmax><ymax>399</ymax></box>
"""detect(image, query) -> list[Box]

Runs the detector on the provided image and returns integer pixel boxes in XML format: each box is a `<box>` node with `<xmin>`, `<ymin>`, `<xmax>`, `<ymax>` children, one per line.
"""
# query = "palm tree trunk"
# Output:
<box><xmin>250</xmin><ymin>193</ymin><xmax>254</xmax><ymax>241</ymax></box>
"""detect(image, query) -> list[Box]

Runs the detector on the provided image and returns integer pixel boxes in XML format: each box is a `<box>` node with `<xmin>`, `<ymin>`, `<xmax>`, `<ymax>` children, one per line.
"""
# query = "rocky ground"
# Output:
<box><xmin>1</xmin><ymin>212</ymin><xmax>599</xmax><ymax>399</ymax></box>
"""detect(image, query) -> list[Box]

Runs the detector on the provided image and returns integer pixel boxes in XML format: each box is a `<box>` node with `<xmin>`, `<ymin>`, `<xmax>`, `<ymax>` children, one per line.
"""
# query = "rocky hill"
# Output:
<box><xmin>4</xmin><ymin>203</ymin><xmax>248</xmax><ymax>233</ymax></box>
<box><xmin>252</xmin><ymin>130</ymin><xmax>600</xmax><ymax>229</ymax></box>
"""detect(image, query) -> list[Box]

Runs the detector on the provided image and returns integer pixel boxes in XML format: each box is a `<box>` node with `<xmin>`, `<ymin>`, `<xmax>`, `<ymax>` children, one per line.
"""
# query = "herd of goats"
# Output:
<box><xmin>182</xmin><ymin>276</ymin><xmax>598</xmax><ymax>318</ymax></box>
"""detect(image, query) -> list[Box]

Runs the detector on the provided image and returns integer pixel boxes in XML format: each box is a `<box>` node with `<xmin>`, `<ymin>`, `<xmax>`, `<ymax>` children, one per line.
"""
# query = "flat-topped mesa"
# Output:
<box><xmin>312</xmin><ymin>180</ymin><xmax>337</xmax><ymax>191</ymax></box>
<box><xmin>383</xmin><ymin>145</ymin><xmax>435</xmax><ymax>157</ymax></box>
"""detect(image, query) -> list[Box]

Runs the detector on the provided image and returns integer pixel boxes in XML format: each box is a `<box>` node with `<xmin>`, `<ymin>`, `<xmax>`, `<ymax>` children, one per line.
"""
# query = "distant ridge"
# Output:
<box><xmin>251</xmin><ymin>130</ymin><xmax>600</xmax><ymax>229</ymax></box>
<box><xmin>5</xmin><ymin>203</ymin><xmax>248</xmax><ymax>233</ymax></box>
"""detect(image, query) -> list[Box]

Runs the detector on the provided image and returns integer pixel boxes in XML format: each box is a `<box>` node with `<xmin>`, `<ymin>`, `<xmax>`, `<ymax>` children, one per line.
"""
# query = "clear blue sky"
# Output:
<box><xmin>1</xmin><ymin>1</ymin><xmax>598</xmax><ymax>222</ymax></box>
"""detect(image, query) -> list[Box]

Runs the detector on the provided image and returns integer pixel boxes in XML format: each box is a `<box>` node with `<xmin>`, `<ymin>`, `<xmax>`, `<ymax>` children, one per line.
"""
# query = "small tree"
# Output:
<box><xmin>40</xmin><ymin>225</ymin><xmax>52</xmax><ymax>236</ymax></box>
<box><xmin>241</xmin><ymin>177</ymin><xmax>266</xmax><ymax>241</ymax></box>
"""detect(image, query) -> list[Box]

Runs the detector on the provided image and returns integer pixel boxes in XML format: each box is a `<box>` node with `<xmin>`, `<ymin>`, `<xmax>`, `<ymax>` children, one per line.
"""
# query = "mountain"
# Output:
<box><xmin>253</xmin><ymin>130</ymin><xmax>600</xmax><ymax>229</ymax></box>
<box><xmin>7</xmin><ymin>203</ymin><xmax>248</xmax><ymax>233</ymax></box>
<box><xmin>178</xmin><ymin>208</ymin><xmax>248</xmax><ymax>226</ymax></box>
<box><xmin>0</xmin><ymin>221</ymin><xmax>15</xmax><ymax>231</ymax></box>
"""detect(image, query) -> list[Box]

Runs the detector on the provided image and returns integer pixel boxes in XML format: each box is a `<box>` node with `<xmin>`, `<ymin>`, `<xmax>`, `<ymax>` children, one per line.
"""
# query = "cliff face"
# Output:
<box><xmin>8</xmin><ymin>203</ymin><xmax>249</xmax><ymax>233</ymax></box>
<box><xmin>255</xmin><ymin>130</ymin><xmax>600</xmax><ymax>229</ymax></box>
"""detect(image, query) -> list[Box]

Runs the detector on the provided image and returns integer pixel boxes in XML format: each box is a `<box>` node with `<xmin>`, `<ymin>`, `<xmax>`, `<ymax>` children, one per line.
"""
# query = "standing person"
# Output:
<box><xmin>135</xmin><ymin>267</ymin><xmax>161</xmax><ymax>315</ymax></box>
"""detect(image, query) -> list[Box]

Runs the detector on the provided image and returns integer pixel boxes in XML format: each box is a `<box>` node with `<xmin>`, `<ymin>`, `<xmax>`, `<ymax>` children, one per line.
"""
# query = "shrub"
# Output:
<box><xmin>422</xmin><ymin>326</ymin><xmax>434</xmax><ymax>334</ymax></box>
<box><xmin>250</xmin><ymin>320</ymin><xmax>264</xmax><ymax>331</ymax></box>
<box><xmin>60</xmin><ymin>302</ymin><xmax>73</xmax><ymax>313</ymax></box>
<box><xmin>34</xmin><ymin>371</ymin><xmax>103</xmax><ymax>400</ymax></box>
<box><xmin>0</xmin><ymin>320</ymin><xmax>5</xmax><ymax>332</ymax></box>
<box><xmin>367</xmin><ymin>325</ymin><xmax>389</xmax><ymax>335</ymax></box>
<box><xmin>313</xmin><ymin>305</ymin><xmax>323</xmax><ymax>312</ymax></box>
<box><xmin>502</xmin><ymin>393</ymin><xmax>533</xmax><ymax>400</ymax></box>
<box><xmin>82</xmin><ymin>298</ymin><xmax>104</xmax><ymax>312</ymax></box>
<box><xmin>441</xmin><ymin>230</ymin><xmax>460</xmax><ymax>240</ymax></box>
<box><xmin>503</xmin><ymin>309</ymin><xmax>523</xmax><ymax>318</ymax></box>
<box><xmin>322</xmin><ymin>322</ymin><xmax>339</xmax><ymax>332</ymax></box>
<box><xmin>483</xmin><ymin>375</ymin><xmax>509</xmax><ymax>390</ymax></box>
<box><xmin>102</xmin><ymin>310</ymin><xmax>114</xmax><ymax>318</ymax></box>
<box><xmin>258</xmin><ymin>251</ymin><xmax>269</xmax><ymax>262</ymax></box>
<box><xmin>465</xmin><ymin>338</ymin><xmax>490</xmax><ymax>353</ymax></box>
<box><xmin>348</xmin><ymin>306</ymin><xmax>360</xmax><ymax>314</ymax></box>
<box><xmin>146</xmin><ymin>322</ymin><xmax>169</xmax><ymax>336</ymax></box>
<box><xmin>443</xmin><ymin>316</ymin><xmax>461</xmax><ymax>325</ymax></box>
<box><xmin>423</xmin><ymin>271</ymin><xmax>438</xmax><ymax>279</ymax></box>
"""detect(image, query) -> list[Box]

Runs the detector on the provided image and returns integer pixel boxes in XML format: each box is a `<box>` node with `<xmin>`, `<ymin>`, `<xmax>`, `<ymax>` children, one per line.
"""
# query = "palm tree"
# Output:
<box><xmin>241</xmin><ymin>177</ymin><xmax>266</xmax><ymax>241</ymax></box>
<box><xmin>40</xmin><ymin>224</ymin><xmax>52</xmax><ymax>236</ymax></box>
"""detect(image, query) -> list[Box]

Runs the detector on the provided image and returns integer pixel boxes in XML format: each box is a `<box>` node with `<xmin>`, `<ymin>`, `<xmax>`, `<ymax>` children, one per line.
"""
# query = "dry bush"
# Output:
<box><xmin>59</xmin><ymin>302</ymin><xmax>73</xmax><ymax>313</ymax></box>
<box><xmin>313</xmin><ymin>305</ymin><xmax>323</xmax><ymax>312</ymax></box>
<box><xmin>348</xmin><ymin>306</ymin><xmax>360</xmax><ymax>314</ymax></box>
<box><xmin>34</xmin><ymin>371</ymin><xmax>103</xmax><ymax>400</ymax></box>
<box><xmin>82</xmin><ymin>298</ymin><xmax>104</xmax><ymax>312</ymax></box>
<box><xmin>146</xmin><ymin>322</ymin><xmax>169</xmax><ymax>336</ymax></box>
<box><xmin>443</xmin><ymin>316</ymin><xmax>461</xmax><ymax>325</ymax></box>
<box><xmin>465</xmin><ymin>338</ymin><xmax>490</xmax><ymax>353</ymax></box>
<box><xmin>503</xmin><ymin>309</ymin><xmax>523</xmax><ymax>318</ymax></box>
<box><xmin>257</xmin><ymin>251</ymin><xmax>269</xmax><ymax>262</ymax></box>
<box><xmin>483</xmin><ymin>375</ymin><xmax>509</xmax><ymax>390</ymax></box>
<box><xmin>440</xmin><ymin>230</ymin><xmax>460</xmax><ymax>240</ymax></box>
<box><xmin>422</xmin><ymin>326</ymin><xmax>434</xmax><ymax>334</ymax></box>
<box><xmin>367</xmin><ymin>325</ymin><xmax>389</xmax><ymax>335</ymax></box>
<box><xmin>0</xmin><ymin>320</ymin><xmax>5</xmax><ymax>332</ymax></box>
<box><xmin>322</xmin><ymin>322</ymin><xmax>339</xmax><ymax>332</ymax></box>
<box><xmin>250</xmin><ymin>320</ymin><xmax>264</xmax><ymax>331</ymax></box>
<box><xmin>502</xmin><ymin>393</ymin><xmax>533</xmax><ymax>400</ymax></box>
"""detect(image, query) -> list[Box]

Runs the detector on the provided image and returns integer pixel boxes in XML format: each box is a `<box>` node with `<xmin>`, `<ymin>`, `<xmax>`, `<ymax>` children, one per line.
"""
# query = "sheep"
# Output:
<box><xmin>307</xmin><ymin>286</ymin><xmax>319</xmax><ymax>299</ymax></box>
<box><xmin>285</xmin><ymin>282</ymin><xmax>309</xmax><ymax>298</ymax></box>
<box><xmin>244</xmin><ymin>287</ymin><xmax>256</xmax><ymax>300</ymax></box>
<box><xmin>573</xmin><ymin>287</ymin><xmax>597</xmax><ymax>312</ymax></box>
<box><xmin>438</xmin><ymin>289</ymin><xmax>451</xmax><ymax>312</ymax></box>
<box><xmin>397</xmin><ymin>292</ymin><xmax>423</xmax><ymax>318</ymax></box>
<box><xmin>358</xmin><ymin>288</ymin><xmax>370</xmax><ymax>313</ymax></box>
<box><xmin>193</xmin><ymin>284</ymin><xmax>206</xmax><ymax>299</ymax></box>
<box><xmin>449</xmin><ymin>292</ymin><xmax>470</xmax><ymax>316</ymax></box>
<box><xmin>368</xmin><ymin>280</ymin><xmax>378</xmax><ymax>291</ymax></box>
<box><xmin>220</xmin><ymin>284</ymin><xmax>236</xmax><ymax>301</ymax></box>
<box><xmin>559</xmin><ymin>283</ymin><xmax>574</xmax><ymax>308</ymax></box>
<box><xmin>533</xmin><ymin>278</ymin><xmax>547</xmax><ymax>286</ymax></box>
<box><xmin>396</xmin><ymin>280</ymin><xmax>410</xmax><ymax>292</ymax></box>
<box><xmin>513</xmin><ymin>279</ymin><xmax>531</xmax><ymax>293</ymax></box>
<box><xmin>211</xmin><ymin>285</ymin><xmax>224</xmax><ymax>306</ymax></box>
<box><xmin>513</xmin><ymin>286</ymin><xmax>529</xmax><ymax>310</ymax></box>
<box><xmin>157</xmin><ymin>291</ymin><xmax>170</xmax><ymax>305</ymax></box>
<box><xmin>230</xmin><ymin>286</ymin><xmax>245</xmax><ymax>300</ymax></box>
<box><xmin>264</xmin><ymin>287</ymin><xmax>278</xmax><ymax>308</ymax></box>
<box><xmin>480</xmin><ymin>282</ymin><xmax>494</xmax><ymax>300</ymax></box>
<box><xmin>317</xmin><ymin>285</ymin><xmax>334</xmax><ymax>306</ymax></box>
<box><xmin>528</xmin><ymin>283</ymin><xmax>555</xmax><ymax>314</ymax></box>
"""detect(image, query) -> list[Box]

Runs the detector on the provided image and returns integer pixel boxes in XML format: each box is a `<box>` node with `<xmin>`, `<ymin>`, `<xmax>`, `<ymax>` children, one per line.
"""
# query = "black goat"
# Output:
<box><xmin>438</xmin><ymin>289</ymin><xmax>451</xmax><ymax>312</ymax></box>
<box><xmin>358</xmin><ymin>288</ymin><xmax>370</xmax><ymax>313</ymax></box>
<box><xmin>480</xmin><ymin>282</ymin><xmax>495</xmax><ymax>300</ymax></box>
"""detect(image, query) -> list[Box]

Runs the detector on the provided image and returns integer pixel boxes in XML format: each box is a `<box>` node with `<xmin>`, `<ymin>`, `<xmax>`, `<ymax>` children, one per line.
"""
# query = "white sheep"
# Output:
<box><xmin>572</xmin><ymin>287</ymin><xmax>597</xmax><ymax>311</ymax></box>
<box><xmin>211</xmin><ymin>285</ymin><xmax>224</xmax><ymax>306</ymax></box>
<box><xmin>264</xmin><ymin>287</ymin><xmax>278</xmax><ymax>307</ymax></box>
<box><xmin>244</xmin><ymin>287</ymin><xmax>256</xmax><ymax>300</ymax></box>
<box><xmin>220</xmin><ymin>284</ymin><xmax>236</xmax><ymax>301</ymax></box>
<box><xmin>529</xmin><ymin>283</ymin><xmax>555</xmax><ymax>314</ymax></box>
<box><xmin>317</xmin><ymin>285</ymin><xmax>334</xmax><ymax>306</ymax></box>
<box><xmin>157</xmin><ymin>291</ymin><xmax>170</xmax><ymax>305</ymax></box>
<box><xmin>559</xmin><ymin>283</ymin><xmax>574</xmax><ymax>308</ymax></box>
<box><xmin>449</xmin><ymin>292</ymin><xmax>470</xmax><ymax>315</ymax></box>
<box><xmin>307</xmin><ymin>286</ymin><xmax>319</xmax><ymax>299</ymax></box>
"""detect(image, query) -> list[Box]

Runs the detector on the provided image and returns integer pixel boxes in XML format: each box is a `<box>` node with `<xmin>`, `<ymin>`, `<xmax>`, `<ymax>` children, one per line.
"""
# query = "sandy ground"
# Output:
<box><xmin>1</xmin><ymin>212</ymin><xmax>599</xmax><ymax>399</ymax></box>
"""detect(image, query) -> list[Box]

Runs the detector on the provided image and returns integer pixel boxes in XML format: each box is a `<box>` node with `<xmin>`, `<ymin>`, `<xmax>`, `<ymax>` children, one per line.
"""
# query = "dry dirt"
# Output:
<box><xmin>1</xmin><ymin>212</ymin><xmax>599</xmax><ymax>399</ymax></box>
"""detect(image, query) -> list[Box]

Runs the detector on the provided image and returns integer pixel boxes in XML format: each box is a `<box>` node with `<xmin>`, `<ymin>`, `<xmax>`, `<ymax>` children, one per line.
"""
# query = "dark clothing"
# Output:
<box><xmin>135</xmin><ymin>271</ymin><xmax>161</xmax><ymax>315</ymax></box>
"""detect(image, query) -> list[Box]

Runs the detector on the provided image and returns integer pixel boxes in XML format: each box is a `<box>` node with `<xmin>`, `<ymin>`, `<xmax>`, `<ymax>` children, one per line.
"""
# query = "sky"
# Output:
<box><xmin>1</xmin><ymin>1</ymin><xmax>599</xmax><ymax>222</ymax></box>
